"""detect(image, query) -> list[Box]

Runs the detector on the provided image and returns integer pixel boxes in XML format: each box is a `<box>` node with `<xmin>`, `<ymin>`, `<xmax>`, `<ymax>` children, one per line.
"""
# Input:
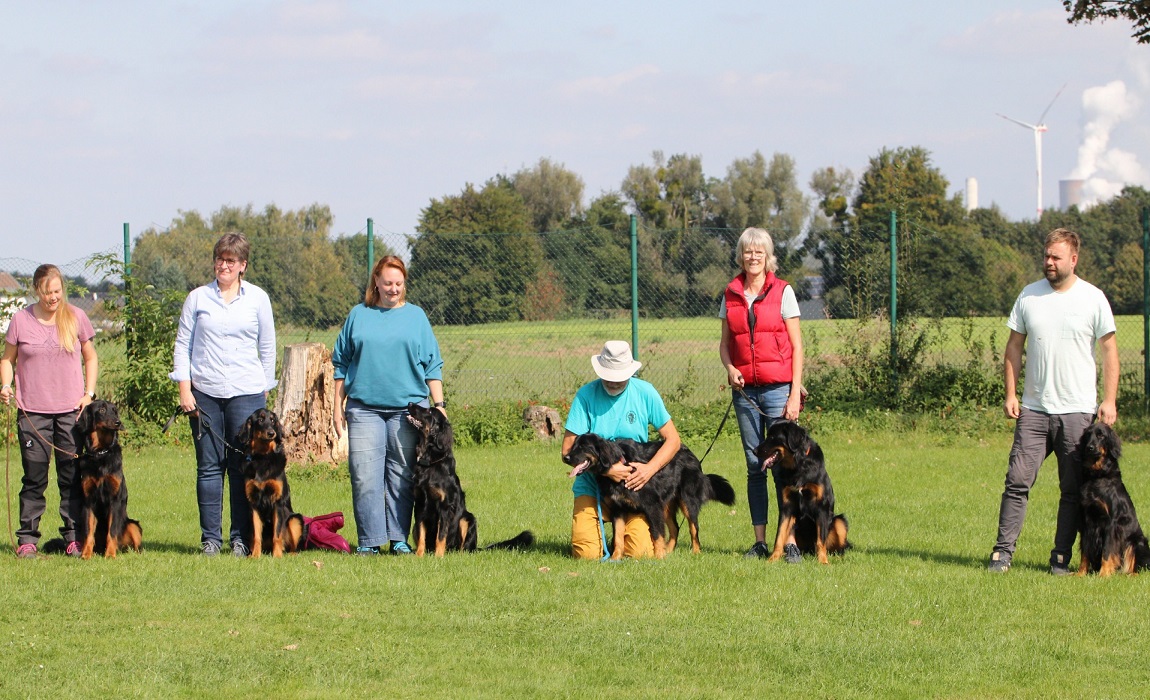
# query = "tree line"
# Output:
<box><xmin>127</xmin><ymin>147</ymin><xmax>1150</xmax><ymax>328</ymax></box>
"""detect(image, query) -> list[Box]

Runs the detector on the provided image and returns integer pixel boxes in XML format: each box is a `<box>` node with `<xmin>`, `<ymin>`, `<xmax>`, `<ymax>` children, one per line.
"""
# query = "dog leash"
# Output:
<box><xmin>168</xmin><ymin>405</ymin><xmax>246</xmax><ymax>457</ymax></box>
<box><xmin>592</xmin><ymin>481</ymin><xmax>613</xmax><ymax>563</ymax></box>
<box><xmin>4</xmin><ymin>402</ymin><xmax>15</xmax><ymax>556</ymax></box>
<box><xmin>15</xmin><ymin>402</ymin><xmax>80</xmax><ymax>460</ymax></box>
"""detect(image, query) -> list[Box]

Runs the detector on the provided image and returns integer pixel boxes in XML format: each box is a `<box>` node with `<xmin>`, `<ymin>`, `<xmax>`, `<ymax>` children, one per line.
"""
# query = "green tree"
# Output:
<box><xmin>1065</xmin><ymin>0</ymin><xmax>1150</xmax><ymax>43</ymax></box>
<box><xmin>132</xmin><ymin>204</ymin><xmax>359</xmax><ymax>329</ymax></box>
<box><xmin>512</xmin><ymin>158</ymin><xmax>585</xmax><ymax>232</ymax></box>
<box><xmin>409</xmin><ymin>179</ymin><xmax>542</xmax><ymax>325</ymax></box>
<box><xmin>543</xmin><ymin>193</ymin><xmax>633</xmax><ymax>314</ymax></box>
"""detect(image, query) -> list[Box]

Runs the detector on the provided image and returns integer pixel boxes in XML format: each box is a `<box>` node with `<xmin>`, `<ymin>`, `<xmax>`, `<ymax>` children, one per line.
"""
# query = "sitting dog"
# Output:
<box><xmin>237</xmin><ymin>408</ymin><xmax>306</xmax><ymax>558</ymax></box>
<box><xmin>76</xmin><ymin>400</ymin><xmax>142</xmax><ymax>559</ymax></box>
<box><xmin>755</xmin><ymin>421</ymin><xmax>849</xmax><ymax>564</ymax></box>
<box><xmin>563</xmin><ymin>433</ymin><xmax>735</xmax><ymax>559</ymax></box>
<box><xmin>1077</xmin><ymin>422</ymin><xmax>1150</xmax><ymax>576</ymax></box>
<box><xmin>406</xmin><ymin>403</ymin><xmax>534</xmax><ymax>557</ymax></box>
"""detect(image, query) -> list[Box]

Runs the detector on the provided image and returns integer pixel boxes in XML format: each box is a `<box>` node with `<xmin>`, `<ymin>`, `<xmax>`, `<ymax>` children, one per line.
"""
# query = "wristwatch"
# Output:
<box><xmin>433</xmin><ymin>401</ymin><xmax>447</xmax><ymax>408</ymax></box>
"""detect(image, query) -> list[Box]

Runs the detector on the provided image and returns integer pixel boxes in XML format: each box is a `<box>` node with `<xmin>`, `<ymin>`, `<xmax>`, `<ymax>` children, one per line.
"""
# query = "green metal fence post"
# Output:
<box><xmin>123</xmin><ymin>222</ymin><xmax>131</xmax><ymax>356</ymax></box>
<box><xmin>367</xmin><ymin>218</ymin><xmax>375</xmax><ymax>282</ymax></box>
<box><xmin>630</xmin><ymin>214</ymin><xmax>639</xmax><ymax>360</ymax></box>
<box><xmin>1143</xmin><ymin>206</ymin><xmax>1149</xmax><ymax>404</ymax></box>
<box><xmin>889</xmin><ymin>210</ymin><xmax>897</xmax><ymax>385</ymax></box>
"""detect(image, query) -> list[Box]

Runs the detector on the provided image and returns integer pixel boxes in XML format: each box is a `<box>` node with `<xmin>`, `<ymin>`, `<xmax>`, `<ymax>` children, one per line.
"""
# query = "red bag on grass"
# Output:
<box><xmin>302</xmin><ymin>512</ymin><xmax>351</xmax><ymax>554</ymax></box>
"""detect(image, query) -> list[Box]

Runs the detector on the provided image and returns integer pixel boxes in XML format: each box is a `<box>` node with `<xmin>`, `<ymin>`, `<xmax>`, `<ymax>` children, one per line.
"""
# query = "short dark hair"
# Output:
<box><xmin>213</xmin><ymin>233</ymin><xmax>250</xmax><ymax>276</ymax></box>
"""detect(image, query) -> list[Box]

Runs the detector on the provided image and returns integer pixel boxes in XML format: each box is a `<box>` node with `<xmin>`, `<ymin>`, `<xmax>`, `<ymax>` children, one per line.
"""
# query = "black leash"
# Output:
<box><xmin>698</xmin><ymin>387</ymin><xmax>772</xmax><ymax>466</ymax></box>
<box><xmin>165</xmin><ymin>405</ymin><xmax>245</xmax><ymax>457</ymax></box>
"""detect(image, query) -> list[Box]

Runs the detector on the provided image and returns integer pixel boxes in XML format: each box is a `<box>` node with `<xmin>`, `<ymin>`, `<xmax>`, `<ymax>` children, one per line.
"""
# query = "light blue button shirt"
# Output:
<box><xmin>170</xmin><ymin>279</ymin><xmax>277</xmax><ymax>398</ymax></box>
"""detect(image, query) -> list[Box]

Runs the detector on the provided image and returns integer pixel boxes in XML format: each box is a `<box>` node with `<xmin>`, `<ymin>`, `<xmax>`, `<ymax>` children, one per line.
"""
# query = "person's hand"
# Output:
<box><xmin>624</xmin><ymin>461</ymin><xmax>657</xmax><ymax>491</ymax></box>
<box><xmin>606</xmin><ymin>461</ymin><xmax>632</xmax><ymax>484</ymax></box>
<box><xmin>1097</xmin><ymin>400</ymin><xmax>1117</xmax><ymax>427</ymax></box>
<box><xmin>726</xmin><ymin>366</ymin><xmax>745</xmax><ymax>389</ymax></box>
<box><xmin>77</xmin><ymin>393</ymin><xmax>93</xmax><ymax>411</ymax></box>
<box><xmin>333</xmin><ymin>410</ymin><xmax>346</xmax><ymax>439</ymax></box>
<box><xmin>783</xmin><ymin>394</ymin><xmax>801</xmax><ymax>421</ymax></box>
<box><xmin>178</xmin><ymin>386</ymin><xmax>198</xmax><ymax>416</ymax></box>
<box><xmin>0</xmin><ymin>385</ymin><xmax>11</xmax><ymax>406</ymax></box>
<box><xmin>1004</xmin><ymin>395</ymin><xmax>1020</xmax><ymax>420</ymax></box>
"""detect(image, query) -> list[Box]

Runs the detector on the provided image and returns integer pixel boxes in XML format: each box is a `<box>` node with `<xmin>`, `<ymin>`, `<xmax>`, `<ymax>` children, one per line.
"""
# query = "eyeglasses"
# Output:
<box><xmin>215</xmin><ymin>257</ymin><xmax>242</xmax><ymax>268</ymax></box>
<box><xmin>742</xmin><ymin>250</ymin><xmax>766</xmax><ymax>259</ymax></box>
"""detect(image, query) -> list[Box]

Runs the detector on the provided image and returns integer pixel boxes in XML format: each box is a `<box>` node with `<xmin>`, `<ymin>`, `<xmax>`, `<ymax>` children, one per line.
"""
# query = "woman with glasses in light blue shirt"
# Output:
<box><xmin>171</xmin><ymin>232</ymin><xmax>277</xmax><ymax>557</ymax></box>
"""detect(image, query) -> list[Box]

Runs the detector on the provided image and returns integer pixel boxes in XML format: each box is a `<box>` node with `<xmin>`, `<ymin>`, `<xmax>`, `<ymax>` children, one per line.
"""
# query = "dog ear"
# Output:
<box><xmin>76</xmin><ymin>403</ymin><xmax>93</xmax><ymax>434</ymax></box>
<box><xmin>600</xmin><ymin>436</ymin><xmax>623</xmax><ymax>467</ymax></box>
<box><xmin>431</xmin><ymin>413</ymin><xmax>453</xmax><ymax>454</ymax></box>
<box><xmin>237</xmin><ymin>413</ymin><xmax>254</xmax><ymax>449</ymax></box>
<box><xmin>1106</xmin><ymin>425</ymin><xmax>1122</xmax><ymax>461</ymax></box>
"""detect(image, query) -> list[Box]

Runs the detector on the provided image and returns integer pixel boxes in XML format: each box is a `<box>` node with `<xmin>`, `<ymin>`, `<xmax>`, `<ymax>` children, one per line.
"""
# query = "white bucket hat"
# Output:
<box><xmin>591</xmin><ymin>340</ymin><xmax>642</xmax><ymax>382</ymax></box>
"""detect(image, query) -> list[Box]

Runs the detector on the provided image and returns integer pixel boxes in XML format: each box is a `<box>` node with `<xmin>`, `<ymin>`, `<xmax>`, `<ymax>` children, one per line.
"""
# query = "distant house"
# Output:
<box><xmin>0</xmin><ymin>271</ymin><xmax>25</xmax><ymax>334</ymax></box>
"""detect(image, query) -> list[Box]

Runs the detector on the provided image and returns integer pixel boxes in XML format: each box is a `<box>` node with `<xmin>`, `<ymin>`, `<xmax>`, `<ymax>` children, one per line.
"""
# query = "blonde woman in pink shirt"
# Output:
<box><xmin>1</xmin><ymin>264</ymin><xmax>98</xmax><ymax>559</ymax></box>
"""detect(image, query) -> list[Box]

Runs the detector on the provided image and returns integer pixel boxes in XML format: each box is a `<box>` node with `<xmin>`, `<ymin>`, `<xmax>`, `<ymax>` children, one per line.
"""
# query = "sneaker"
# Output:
<box><xmin>201</xmin><ymin>541</ymin><xmax>222</xmax><ymax>557</ymax></box>
<box><xmin>65</xmin><ymin>541</ymin><xmax>81</xmax><ymax>558</ymax></box>
<box><xmin>1050</xmin><ymin>563</ymin><xmax>1073</xmax><ymax>576</ymax></box>
<box><xmin>16</xmin><ymin>543</ymin><xmax>37</xmax><ymax>559</ymax></box>
<box><xmin>744</xmin><ymin>541</ymin><xmax>770</xmax><ymax>559</ymax></box>
<box><xmin>390</xmin><ymin>541</ymin><xmax>413</xmax><ymax>555</ymax></box>
<box><xmin>987</xmin><ymin>551</ymin><xmax>1011</xmax><ymax>573</ymax></box>
<box><xmin>355</xmin><ymin>546</ymin><xmax>381</xmax><ymax>556</ymax></box>
<box><xmin>231</xmin><ymin>540</ymin><xmax>250</xmax><ymax>558</ymax></box>
<box><xmin>783</xmin><ymin>542</ymin><xmax>803</xmax><ymax>564</ymax></box>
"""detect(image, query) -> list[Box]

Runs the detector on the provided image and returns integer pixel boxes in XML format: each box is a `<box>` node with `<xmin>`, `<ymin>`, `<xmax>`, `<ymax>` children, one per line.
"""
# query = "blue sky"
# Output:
<box><xmin>2</xmin><ymin>1</ymin><xmax>1147</xmax><ymax>264</ymax></box>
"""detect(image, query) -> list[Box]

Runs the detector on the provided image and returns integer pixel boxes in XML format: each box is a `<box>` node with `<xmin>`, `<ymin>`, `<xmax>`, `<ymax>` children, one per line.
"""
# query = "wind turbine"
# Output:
<box><xmin>997</xmin><ymin>83</ymin><xmax>1066</xmax><ymax>218</ymax></box>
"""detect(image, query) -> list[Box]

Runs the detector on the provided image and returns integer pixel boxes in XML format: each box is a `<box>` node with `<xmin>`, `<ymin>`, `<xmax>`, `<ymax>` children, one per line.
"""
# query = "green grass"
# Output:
<box><xmin>134</xmin><ymin>313</ymin><xmax>1149</xmax><ymax>408</ymax></box>
<box><xmin>4</xmin><ymin>420</ymin><xmax>1150</xmax><ymax>698</ymax></box>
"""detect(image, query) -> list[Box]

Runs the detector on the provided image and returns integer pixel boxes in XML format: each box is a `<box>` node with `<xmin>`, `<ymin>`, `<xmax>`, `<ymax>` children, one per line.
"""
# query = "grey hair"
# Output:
<box><xmin>735</xmin><ymin>227</ymin><xmax>777</xmax><ymax>273</ymax></box>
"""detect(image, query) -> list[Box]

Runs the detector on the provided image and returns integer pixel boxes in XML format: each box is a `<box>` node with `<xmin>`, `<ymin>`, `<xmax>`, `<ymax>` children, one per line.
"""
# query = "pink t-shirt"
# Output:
<box><xmin>4</xmin><ymin>305</ymin><xmax>96</xmax><ymax>413</ymax></box>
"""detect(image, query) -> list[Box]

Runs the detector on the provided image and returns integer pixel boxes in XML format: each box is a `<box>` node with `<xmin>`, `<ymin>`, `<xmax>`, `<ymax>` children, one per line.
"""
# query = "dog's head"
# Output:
<box><xmin>754</xmin><ymin>420</ymin><xmax>812</xmax><ymax>472</ymax></box>
<box><xmin>406</xmin><ymin>402</ymin><xmax>453</xmax><ymax>463</ymax></box>
<box><xmin>77</xmin><ymin>399</ymin><xmax>121</xmax><ymax>452</ymax></box>
<box><xmin>237</xmin><ymin>408</ymin><xmax>284</xmax><ymax>457</ymax></box>
<box><xmin>563</xmin><ymin>432</ymin><xmax>624</xmax><ymax>479</ymax></box>
<box><xmin>1078</xmin><ymin>422</ymin><xmax>1121</xmax><ymax>478</ymax></box>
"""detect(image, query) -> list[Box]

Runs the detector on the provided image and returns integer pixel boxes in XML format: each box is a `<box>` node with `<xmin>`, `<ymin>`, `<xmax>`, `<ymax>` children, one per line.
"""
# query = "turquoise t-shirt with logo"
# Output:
<box><xmin>564</xmin><ymin>377</ymin><xmax>672</xmax><ymax>498</ymax></box>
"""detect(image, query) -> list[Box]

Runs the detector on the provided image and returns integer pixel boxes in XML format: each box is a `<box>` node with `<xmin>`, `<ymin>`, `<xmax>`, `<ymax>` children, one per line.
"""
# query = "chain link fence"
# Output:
<box><xmin>2</xmin><ymin>214</ymin><xmax>1145</xmax><ymax>413</ymax></box>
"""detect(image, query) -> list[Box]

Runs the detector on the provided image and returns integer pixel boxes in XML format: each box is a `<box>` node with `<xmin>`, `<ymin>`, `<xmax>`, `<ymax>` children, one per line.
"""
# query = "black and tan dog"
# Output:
<box><xmin>406</xmin><ymin>403</ymin><xmax>533</xmax><ymax>557</ymax></box>
<box><xmin>76</xmin><ymin>400</ymin><xmax>142</xmax><ymax>559</ymax></box>
<box><xmin>563</xmin><ymin>433</ymin><xmax>736</xmax><ymax>559</ymax></box>
<box><xmin>755</xmin><ymin>420</ymin><xmax>849</xmax><ymax>564</ymax></box>
<box><xmin>1077</xmin><ymin>422</ymin><xmax>1150</xmax><ymax>576</ymax></box>
<box><xmin>237</xmin><ymin>408</ymin><xmax>305</xmax><ymax>558</ymax></box>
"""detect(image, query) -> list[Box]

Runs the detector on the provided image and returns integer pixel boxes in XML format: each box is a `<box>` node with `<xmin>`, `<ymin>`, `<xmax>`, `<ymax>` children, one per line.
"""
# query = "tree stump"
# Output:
<box><xmin>273</xmin><ymin>342</ymin><xmax>348</xmax><ymax>464</ymax></box>
<box><xmin>523</xmin><ymin>405</ymin><xmax>563</xmax><ymax>440</ymax></box>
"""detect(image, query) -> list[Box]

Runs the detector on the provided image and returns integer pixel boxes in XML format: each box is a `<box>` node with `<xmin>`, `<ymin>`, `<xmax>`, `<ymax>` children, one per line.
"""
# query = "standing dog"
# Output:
<box><xmin>563</xmin><ymin>433</ymin><xmax>735</xmax><ymax>559</ymax></box>
<box><xmin>237</xmin><ymin>408</ymin><xmax>306</xmax><ymax>558</ymax></box>
<box><xmin>76</xmin><ymin>400</ymin><xmax>142</xmax><ymax>559</ymax></box>
<box><xmin>1077</xmin><ymin>422</ymin><xmax>1150</xmax><ymax>576</ymax></box>
<box><xmin>755</xmin><ymin>420</ymin><xmax>849</xmax><ymax>564</ymax></box>
<box><xmin>406</xmin><ymin>403</ymin><xmax>533</xmax><ymax>556</ymax></box>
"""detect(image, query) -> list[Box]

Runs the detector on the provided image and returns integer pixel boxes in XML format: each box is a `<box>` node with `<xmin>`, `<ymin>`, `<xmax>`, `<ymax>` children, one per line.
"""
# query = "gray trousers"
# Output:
<box><xmin>992</xmin><ymin>408</ymin><xmax>1094</xmax><ymax>567</ymax></box>
<box><xmin>16</xmin><ymin>410</ymin><xmax>82</xmax><ymax>545</ymax></box>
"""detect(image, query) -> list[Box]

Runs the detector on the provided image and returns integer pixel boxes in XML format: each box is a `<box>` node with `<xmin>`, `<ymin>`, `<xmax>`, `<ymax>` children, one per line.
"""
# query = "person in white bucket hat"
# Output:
<box><xmin>561</xmin><ymin>340</ymin><xmax>681</xmax><ymax>559</ymax></box>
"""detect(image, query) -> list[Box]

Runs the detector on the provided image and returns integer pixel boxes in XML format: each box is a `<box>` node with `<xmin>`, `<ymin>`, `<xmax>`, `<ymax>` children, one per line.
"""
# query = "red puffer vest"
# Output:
<box><xmin>724</xmin><ymin>272</ymin><xmax>793</xmax><ymax>385</ymax></box>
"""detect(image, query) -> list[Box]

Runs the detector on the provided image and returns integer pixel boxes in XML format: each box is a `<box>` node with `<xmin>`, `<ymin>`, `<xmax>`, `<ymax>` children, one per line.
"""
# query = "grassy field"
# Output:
<box><xmin>270</xmin><ymin>314</ymin><xmax>1148</xmax><ymax>406</ymax></box>
<box><xmin>3</xmin><ymin>418</ymin><xmax>1150</xmax><ymax>698</ymax></box>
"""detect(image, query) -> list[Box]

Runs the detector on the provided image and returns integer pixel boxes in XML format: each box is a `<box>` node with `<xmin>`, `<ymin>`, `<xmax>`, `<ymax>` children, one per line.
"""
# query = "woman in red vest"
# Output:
<box><xmin>719</xmin><ymin>227</ymin><xmax>805</xmax><ymax>562</ymax></box>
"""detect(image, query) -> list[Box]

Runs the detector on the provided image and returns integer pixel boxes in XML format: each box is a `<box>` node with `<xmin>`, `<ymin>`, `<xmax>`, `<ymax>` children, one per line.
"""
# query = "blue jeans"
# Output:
<box><xmin>190</xmin><ymin>389</ymin><xmax>267</xmax><ymax>547</ymax></box>
<box><xmin>345</xmin><ymin>399</ymin><xmax>420</xmax><ymax>548</ymax></box>
<box><xmin>733</xmin><ymin>383</ymin><xmax>791</xmax><ymax>527</ymax></box>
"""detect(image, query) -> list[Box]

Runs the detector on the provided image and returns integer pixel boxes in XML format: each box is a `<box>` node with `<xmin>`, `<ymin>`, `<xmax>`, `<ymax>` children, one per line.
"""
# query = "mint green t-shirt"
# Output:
<box><xmin>564</xmin><ymin>377</ymin><xmax>672</xmax><ymax>498</ymax></box>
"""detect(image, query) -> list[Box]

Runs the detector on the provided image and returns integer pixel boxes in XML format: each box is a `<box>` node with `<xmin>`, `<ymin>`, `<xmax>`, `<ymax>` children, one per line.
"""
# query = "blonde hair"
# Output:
<box><xmin>1045</xmin><ymin>227</ymin><xmax>1081</xmax><ymax>256</ymax></box>
<box><xmin>365</xmin><ymin>255</ymin><xmax>407</xmax><ymax>306</ymax></box>
<box><xmin>735</xmin><ymin>227</ymin><xmax>778</xmax><ymax>273</ymax></box>
<box><xmin>33</xmin><ymin>264</ymin><xmax>78</xmax><ymax>353</ymax></box>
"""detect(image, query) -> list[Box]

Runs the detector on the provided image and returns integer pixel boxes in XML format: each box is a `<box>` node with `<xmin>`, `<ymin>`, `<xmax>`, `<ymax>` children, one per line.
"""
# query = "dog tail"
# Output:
<box><xmin>706</xmin><ymin>474</ymin><xmax>737</xmax><ymax>506</ymax></box>
<box><xmin>484</xmin><ymin>530</ymin><xmax>535</xmax><ymax>551</ymax></box>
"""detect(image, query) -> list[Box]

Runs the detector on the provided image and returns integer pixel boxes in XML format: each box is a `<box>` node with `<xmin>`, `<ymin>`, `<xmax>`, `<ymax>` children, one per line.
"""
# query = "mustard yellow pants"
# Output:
<box><xmin>571</xmin><ymin>495</ymin><xmax>653</xmax><ymax>559</ymax></box>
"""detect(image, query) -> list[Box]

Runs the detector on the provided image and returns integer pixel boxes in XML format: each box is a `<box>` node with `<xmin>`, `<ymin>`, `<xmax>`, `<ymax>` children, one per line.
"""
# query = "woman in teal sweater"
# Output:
<box><xmin>333</xmin><ymin>255</ymin><xmax>445</xmax><ymax>555</ymax></box>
